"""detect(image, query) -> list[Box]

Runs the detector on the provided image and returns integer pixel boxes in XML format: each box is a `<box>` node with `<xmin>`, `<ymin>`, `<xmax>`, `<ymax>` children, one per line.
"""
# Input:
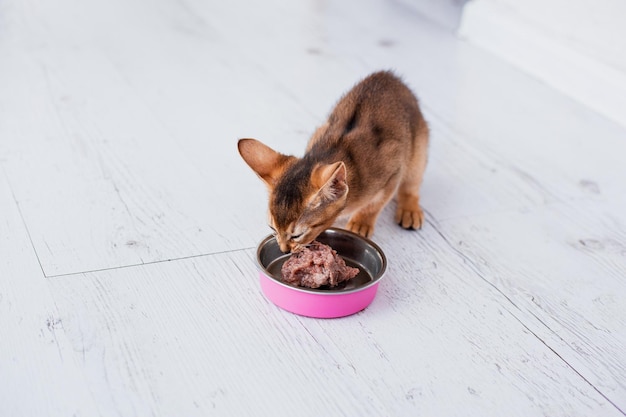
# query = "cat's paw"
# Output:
<box><xmin>346</xmin><ymin>220</ymin><xmax>375</xmax><ymax>238</ymax></box>
<box><xmin>394</xmin><ymin>206</ymin><xmax>424</xmax><ymax>230</ymax></box>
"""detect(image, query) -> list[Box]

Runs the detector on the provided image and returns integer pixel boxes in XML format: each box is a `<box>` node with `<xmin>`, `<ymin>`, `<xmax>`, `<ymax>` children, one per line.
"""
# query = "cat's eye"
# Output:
<box><xmin>291</xmin><ymin>233</ymin><xmax>303</xmax><ymax>240</ymax></box>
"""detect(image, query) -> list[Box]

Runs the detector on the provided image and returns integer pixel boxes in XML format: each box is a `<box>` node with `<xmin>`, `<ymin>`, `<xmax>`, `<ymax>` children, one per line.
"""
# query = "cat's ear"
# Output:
<box><xmin>311</xmin><ymin>162</ymin><xmax>348</xmax><ymax>202</ymax></box>
<box><xmin>238</xmin><ymin>138</ymin><xmax>292</xmax><ymax>187</ymax></box>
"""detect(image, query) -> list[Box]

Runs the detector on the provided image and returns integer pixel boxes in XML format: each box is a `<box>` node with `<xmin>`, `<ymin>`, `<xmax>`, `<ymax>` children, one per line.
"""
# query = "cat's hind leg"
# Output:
<box><xmin>395</xmin><ymin>126</ymin><xmax>428</xmax><ymax>229</ymax></box>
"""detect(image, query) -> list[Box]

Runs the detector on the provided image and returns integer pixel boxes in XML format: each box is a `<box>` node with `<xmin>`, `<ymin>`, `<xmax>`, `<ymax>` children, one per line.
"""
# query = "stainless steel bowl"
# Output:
<box><xmin>256</xmin><ymin>227</ymin><xmax>387</xmax><ymax>317</ymax></box>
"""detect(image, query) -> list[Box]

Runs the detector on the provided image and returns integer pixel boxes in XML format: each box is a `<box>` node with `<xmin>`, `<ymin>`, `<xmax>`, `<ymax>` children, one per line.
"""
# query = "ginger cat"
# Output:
<box><xmin>238</xmin><ymin>71</ymin><xmax>429</xmax><ymax>253</ymax></box>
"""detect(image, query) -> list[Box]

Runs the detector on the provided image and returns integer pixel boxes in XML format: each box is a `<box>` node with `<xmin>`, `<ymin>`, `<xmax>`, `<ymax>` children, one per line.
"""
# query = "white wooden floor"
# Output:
<box><xmin>1</xmin><ymin>0</ymin><xmax>625</xmax><ymax>416</ymax></box>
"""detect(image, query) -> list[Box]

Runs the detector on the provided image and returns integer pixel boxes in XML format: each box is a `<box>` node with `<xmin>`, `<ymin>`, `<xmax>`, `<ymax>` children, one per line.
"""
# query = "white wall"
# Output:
<box><xmin>458</xmin><ymin>0</ymin><xmax>626</xmax><ymax>128</ymax></box>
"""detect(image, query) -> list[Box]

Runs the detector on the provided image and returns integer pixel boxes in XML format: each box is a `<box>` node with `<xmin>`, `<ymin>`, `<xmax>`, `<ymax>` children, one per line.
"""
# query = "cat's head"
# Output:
<box><xmin>238</xmin><ymin>138</ymin><xmax>348</xmax><ymax>253</ymax></box>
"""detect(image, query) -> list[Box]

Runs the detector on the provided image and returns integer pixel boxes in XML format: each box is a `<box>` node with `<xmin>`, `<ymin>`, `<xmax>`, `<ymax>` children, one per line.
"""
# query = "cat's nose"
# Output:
<box><xmin>278</xmin><ymin>242</ymin><xmax>291</xmax><ymax>253</ymax></box>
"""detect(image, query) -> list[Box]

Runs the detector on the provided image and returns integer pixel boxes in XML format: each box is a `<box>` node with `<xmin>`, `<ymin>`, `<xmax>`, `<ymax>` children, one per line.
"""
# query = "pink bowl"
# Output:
<box><xmin>256</xmin><ymin>228</ymin><xmax>387</xmax><ymax>318</ymax></box>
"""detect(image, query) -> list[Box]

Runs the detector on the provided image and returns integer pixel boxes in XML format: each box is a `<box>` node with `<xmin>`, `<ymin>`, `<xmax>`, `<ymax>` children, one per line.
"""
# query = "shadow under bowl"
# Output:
<box><xmin>256</xmin><ymin>227</ymin><xmax>387</xmax><ymax>318</ymax></box>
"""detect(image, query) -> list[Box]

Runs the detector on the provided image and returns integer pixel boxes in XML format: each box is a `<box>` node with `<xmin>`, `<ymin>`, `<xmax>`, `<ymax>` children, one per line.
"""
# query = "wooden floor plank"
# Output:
<box><xmin>0</xmin><ymin>32</ymin><xmax>269</xmax><ymax>276</ymax></box>
<box><xmin>47</xmin><ymin>243</ymin><xmax>622</xmax><ymax>417</ymax></box>
<box><xmin>432</xmin><ymin>201</ymin><xmax>626</xmax><ymax>409</ymax></box>
<box><xmin>0</xmin><ymin>172</ymin><xmax>100</xmax><ymax>417</ymax></box>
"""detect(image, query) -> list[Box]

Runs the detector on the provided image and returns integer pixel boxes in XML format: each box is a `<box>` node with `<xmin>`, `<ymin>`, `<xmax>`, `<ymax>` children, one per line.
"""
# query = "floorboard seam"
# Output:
<box><xmin>1</xmin><ymin>164</ymin><xmax>48</xmax><ymax>279</ymax></box>
<box><xmin>43</xmin><ymin>246</ymin><xmax>256</xmax><ymax>279</ymax></box>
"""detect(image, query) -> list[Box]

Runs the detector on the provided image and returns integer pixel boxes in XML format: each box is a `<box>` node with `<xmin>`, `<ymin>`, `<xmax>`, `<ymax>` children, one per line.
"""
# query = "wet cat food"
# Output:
<box><xmin>281</xmin><ymin>241</ymin><xmax>360</xmax><ymax>288</ymax></box>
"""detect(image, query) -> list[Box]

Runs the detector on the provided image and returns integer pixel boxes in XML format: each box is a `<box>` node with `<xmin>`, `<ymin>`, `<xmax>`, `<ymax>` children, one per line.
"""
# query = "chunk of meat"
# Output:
<box><xmin>281</xmin><ymin>241</ymin><xmax>360</xmax><ymax>288</ymax></box>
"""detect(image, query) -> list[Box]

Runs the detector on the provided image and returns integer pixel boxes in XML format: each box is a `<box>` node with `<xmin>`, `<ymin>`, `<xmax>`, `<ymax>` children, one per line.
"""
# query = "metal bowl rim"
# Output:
<box><xmin>255</xmin><ymin>227</ymin><xmax>387</xmax><ymax>295</ymax></box>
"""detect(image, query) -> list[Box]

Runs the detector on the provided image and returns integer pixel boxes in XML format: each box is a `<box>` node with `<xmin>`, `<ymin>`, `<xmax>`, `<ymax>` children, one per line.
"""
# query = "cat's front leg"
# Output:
<box><xmin>346</xmin><ymin>180</ymin><xmax>398</xmax><ymax>238</ymax></box>
<box><xmin>394</xmin><ymin>193</ymin><xmax>424</xmax><ymax>229</ymax></box>
<box><xmin>395</xmin><ymin>129</ymin><xmax>428</xmax><ymax>230</ymax></box>
<box><xmin>346</xmin><ymin>215</ymin><xmax>377</xmax><ymax>238</ymax></box>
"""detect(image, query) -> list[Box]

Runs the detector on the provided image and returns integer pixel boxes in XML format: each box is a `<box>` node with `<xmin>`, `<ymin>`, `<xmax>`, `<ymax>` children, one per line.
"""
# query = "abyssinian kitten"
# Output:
<box><xmin>238</xmin><ymin>70</ymin><xmax>429</xmax><ymax>253</ymax></box>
